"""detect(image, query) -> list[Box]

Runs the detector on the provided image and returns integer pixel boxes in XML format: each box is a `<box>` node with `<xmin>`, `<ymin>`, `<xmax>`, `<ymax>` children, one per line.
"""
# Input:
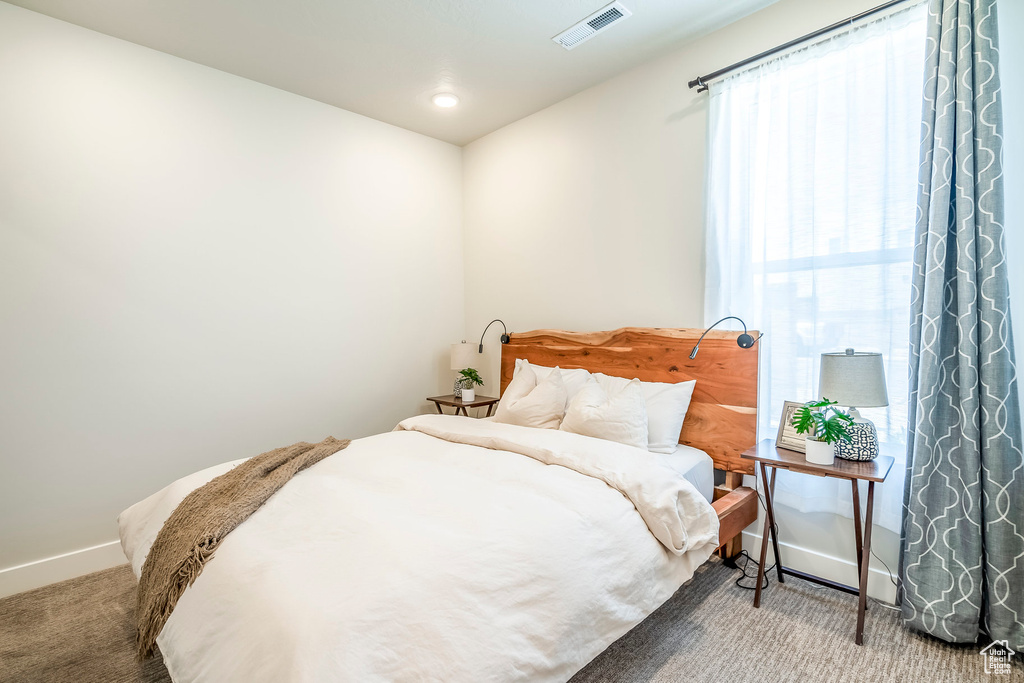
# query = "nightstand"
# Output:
<box><xmin>741</xmin><ymin>439</ymin><xmax>894</xmax><ymax>645</ymax></box>
<box><xmin>427</xmin><ymin>394</ymin><xmax>500</xmax><ymax>417</ymax></box>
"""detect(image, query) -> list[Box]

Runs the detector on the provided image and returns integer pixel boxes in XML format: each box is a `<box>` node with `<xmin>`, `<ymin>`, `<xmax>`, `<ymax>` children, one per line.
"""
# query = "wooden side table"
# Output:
<box><xmin>427</xmin><ymin>394</ymin><xmax>500</xmax><ymax>417</ymax></box>
<box><xmin>741</xmin><ymin>439</ymin><xmax>894</xmax><ymax>645</ymax></box>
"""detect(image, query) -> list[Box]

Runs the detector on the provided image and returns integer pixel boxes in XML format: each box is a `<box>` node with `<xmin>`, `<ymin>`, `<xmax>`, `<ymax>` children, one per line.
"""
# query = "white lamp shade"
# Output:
<box><xmin>818</xmin><ymin>349</ymin><xmax>888</xmax><ymax>408</ymax></box>
<box><xmin>450</xmin><ymin>342</ymin><xmax>476</xmax><ymax>370</ymax></box>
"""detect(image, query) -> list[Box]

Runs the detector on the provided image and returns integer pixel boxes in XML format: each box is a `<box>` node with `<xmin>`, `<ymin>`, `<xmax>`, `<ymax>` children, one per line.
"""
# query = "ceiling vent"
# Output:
<box><xmin>552</xmin><ymin>2</ymin><xmax>633</xmax><ymax>50</ymax></box>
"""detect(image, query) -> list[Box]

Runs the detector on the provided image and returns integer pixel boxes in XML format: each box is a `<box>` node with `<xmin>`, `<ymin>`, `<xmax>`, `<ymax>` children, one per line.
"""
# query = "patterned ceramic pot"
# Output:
<box><xmin>835</xmin><ymin>421</ymin><xmax>880</xmax><ymax>461</ymax></box>
<box><xmin>454</xmin><ymin>377</ymin><xmax>472</xmax><ymax>398</ymax></box>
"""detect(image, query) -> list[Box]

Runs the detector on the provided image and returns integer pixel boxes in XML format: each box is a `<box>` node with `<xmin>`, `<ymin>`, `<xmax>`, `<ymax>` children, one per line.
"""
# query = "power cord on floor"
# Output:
<box><xmin>731</xmin><ymin>550</ymin><xmax>776</xmax><ymax>590</ymax></box>
<box><xmin>726</xmin><ymin>474</ymin><xmax>780</xmax><ymax>591</ymax></box>
<box><xmin>736</xmin><ymin>470</ymin><xmax>828</xmax><ymax>594</ymax></box>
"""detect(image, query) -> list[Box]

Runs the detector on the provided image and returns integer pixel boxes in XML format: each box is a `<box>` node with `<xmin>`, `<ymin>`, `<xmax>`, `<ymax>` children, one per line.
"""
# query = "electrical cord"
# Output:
<box><xmin>867</xmin><ymin>548</ymin><xmax>902</xmax><ymax>612</ymax></box>
<box><xmin>871</xmin><ymin>547</ymin><xmax>898</xmax><ymax>587</ymax></box>
<box><xmin>725</xmin><ymin>473</ymin><xmax>780</xmax><ymax>591</ymax></box>
<box><xmin>732</xmin><ymin>549</ymin><xmax>776</xmax><ymax>590</ymax></box>
<box><xmin>753</xmin><ymin>472</ymin><xmax>779</xmax><ymax>539</ymax></box>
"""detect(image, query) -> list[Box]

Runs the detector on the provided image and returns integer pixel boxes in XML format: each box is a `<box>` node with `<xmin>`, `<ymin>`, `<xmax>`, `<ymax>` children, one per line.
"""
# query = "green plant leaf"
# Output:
<box><xmin>792</xmin><ymin>406</ymin><xmax>815</xmax><ymax>435</ymax></box>
<box><xmin>458</xmin><ymin>368</ymin><xmax>484</xmax><ymax>387</ymax></box>
<box><xmin>811</xmin><ymin>411</ymin><xmax>828</xmax><ymax>437</ymax></box>
<box><xmin>792</xmin><ymin>398</ymin><xmax>854</xmax><ymax>443</ymax></box>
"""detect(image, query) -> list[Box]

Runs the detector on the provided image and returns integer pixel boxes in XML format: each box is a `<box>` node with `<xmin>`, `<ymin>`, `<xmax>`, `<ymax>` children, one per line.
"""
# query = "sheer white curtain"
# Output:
<box><xmin>704</xmin><ymin>3</ymin><xmax>927</xmax><ymax>532</ymax></box>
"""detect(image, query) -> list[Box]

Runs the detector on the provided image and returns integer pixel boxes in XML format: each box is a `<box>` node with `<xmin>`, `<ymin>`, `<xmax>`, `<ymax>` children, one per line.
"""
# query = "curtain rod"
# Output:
<box><xmin>687</xmin><ymin>0</ymin><xmax>916</xmax><ymax>93</ymax></box>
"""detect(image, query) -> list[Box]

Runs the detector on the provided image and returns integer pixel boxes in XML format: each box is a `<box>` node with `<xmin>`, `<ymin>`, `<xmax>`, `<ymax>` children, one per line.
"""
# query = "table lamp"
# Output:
<box><xmin>818</xmin><ymin>348</ymin><xmax>888</xmax><ymax>461</ymax></box>
<box><xmin>451</xmin><ymin>341</ymin><xmax>476</xmax><ymax>398</ymax></box>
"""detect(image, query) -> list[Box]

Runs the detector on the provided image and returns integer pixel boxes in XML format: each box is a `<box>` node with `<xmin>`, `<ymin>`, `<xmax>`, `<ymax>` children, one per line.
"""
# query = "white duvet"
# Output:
<box><xmin>118</xmin><ymin>415</ymin><xmax>719</xmax><ymax>683</ymax></box>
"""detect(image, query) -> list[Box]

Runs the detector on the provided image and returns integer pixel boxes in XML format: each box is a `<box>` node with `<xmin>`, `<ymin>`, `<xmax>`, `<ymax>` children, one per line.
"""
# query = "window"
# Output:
<box><xmin>704</xmin><ymin>3</ymin><xmax>928</xmax><ymax>531</ymax></box>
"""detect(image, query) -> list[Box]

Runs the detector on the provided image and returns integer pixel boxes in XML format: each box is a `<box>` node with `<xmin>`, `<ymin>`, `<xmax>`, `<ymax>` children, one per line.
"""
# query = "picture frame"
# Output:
<box><xmin>776</xmin><ymin>400</ymin><xmax>807</xmax><ymax>453</ymax></box>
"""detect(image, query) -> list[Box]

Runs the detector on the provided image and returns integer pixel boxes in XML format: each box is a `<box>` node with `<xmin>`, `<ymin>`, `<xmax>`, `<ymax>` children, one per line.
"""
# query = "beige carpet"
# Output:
<box><xmin>0</xmin><ymin>565</ymin><xmax>170</xmax><ymax>683</ymax></box>
<box><xmin>0</xmin><ymin>559</ymin><xmax>1013</xmax><ymax>683</ymax></box>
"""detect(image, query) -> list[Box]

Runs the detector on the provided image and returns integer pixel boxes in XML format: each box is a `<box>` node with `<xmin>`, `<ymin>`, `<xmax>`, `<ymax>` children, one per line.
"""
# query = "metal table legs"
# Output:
<box><xmin>752</xmin><ymin>463</ymin><xmax>877</xmax><ymax>645</ymax></box>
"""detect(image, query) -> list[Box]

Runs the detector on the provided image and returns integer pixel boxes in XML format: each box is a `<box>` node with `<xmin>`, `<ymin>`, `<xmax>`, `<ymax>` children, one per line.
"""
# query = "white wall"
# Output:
<box><xmin>463</xmin><ymin>0</ymin><xmax>1024</xmax><ymax>601</ymax></box>
<box><xmin>0</xmin><ymin>3</ymin><xmax>463</xmax><ymax>592</ymax></box>
<box><xmin>463</xmin><ymin>0</ymin><xmax>891</xmax><ymax>386</ymax></box>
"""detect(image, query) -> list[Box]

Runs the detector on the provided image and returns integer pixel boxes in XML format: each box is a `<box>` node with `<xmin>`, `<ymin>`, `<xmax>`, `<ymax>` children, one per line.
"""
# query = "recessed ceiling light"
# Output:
<box><xmin>432</xmin><ymin>93</ymin><xmax>459</xmax><ymax>108</ymax></box>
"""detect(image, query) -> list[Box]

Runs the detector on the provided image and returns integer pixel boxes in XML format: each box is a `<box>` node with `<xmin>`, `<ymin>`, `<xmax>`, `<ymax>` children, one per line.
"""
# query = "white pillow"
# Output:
<box><xmin>514</xmin><ymin>359</ymin><xmax>591</xmax><ymax>406</ymax></box>
<box><xmin>559</xmin><ymin>377</ymin><xmax>649</xmax><ymax>450</ymax></box>
<box><xmin>494</xmin><ymin>363</ymin><xmax>568</xmax><ymax>429</ymax></box>
<box><xmin>593</xmin><ymin>373</ymin><xmax>696</xmax><ymax>454</ymax></box>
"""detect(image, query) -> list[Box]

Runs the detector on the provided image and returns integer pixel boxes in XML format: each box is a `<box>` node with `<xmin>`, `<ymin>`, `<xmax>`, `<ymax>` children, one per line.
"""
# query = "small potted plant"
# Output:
<box><xmin>791</xmin><ymin>398</ymin><xmax>854</xmax><ymax>465</ymax></box>
<box><xmin>456</xmin><ymin>368</ymin><xmax>484</xmax><ymax>402</ymax></box>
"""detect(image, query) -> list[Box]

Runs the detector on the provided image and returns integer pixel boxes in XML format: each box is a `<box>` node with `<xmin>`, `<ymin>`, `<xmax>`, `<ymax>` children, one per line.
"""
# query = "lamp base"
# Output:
<box><xmin>835</xmin><ymin>419</ymin><xmax>879</xmax><ymax>461</ymax></box>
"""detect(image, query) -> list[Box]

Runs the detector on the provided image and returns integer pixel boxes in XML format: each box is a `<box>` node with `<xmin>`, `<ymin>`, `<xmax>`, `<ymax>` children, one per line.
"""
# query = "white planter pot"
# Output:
<box><xmin>461</xmin><ymin>388</ymin><xmax>475</xmax><ymax>402</ymax></box>
<box><xmin>805</xmin><ymin>439</ymin><xmax>835</xmax><ymax>465</ymax></box>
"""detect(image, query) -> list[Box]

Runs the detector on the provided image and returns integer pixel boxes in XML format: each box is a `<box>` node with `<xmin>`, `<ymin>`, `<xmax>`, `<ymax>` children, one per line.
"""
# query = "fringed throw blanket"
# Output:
<box><xmin>135</xmin><ymin>436</ymin><xmax>350</xmax><ymax>659</ymax></box>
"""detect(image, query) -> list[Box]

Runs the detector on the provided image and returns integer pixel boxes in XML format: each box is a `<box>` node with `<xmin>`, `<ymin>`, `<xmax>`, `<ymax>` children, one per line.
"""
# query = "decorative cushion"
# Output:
<box><xmin>593</xmin><ymin>374</ymin><xmax>696</xmax><ymax>454</ymax></box>
<box><xmin>514</xmin><ymin>359</ymin><xmax>591</xmax><ymax>407</ymax></box>
<box><xmin>559</xmin><ymin>377</ymin><xmax>649</xmax><ymax>450</ymax></box>
<box><xmin>493</xmin><ymin>363</ymin><xmax>568</xmax><ymax>429</ymax></box>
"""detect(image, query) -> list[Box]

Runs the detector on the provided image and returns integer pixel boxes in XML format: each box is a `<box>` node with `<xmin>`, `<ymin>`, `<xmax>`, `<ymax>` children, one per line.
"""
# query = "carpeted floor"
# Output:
<box><xmin>0</xmin><ymin>558</ymin><xmax>1014</xmax><ymax>682</ymax></box>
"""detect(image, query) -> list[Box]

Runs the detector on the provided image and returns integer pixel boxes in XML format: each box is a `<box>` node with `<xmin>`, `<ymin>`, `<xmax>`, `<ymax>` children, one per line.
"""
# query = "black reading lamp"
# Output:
<box><xmin>689</xmin><ymin>316</ymin><xmax>761</xmax><ymax>359</ymax></box>
<box><xmin>478</xmin><ymin>319</ymin><xmax>510</xmax><ymax>353</ymax></box>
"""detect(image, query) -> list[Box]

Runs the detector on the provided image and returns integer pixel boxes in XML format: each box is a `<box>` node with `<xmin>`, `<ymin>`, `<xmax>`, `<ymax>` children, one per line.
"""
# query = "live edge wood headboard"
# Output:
<box><xmin>500</xmin><ymin>327</ymin><xmax>759</xmax><ymax>475</ymax></box>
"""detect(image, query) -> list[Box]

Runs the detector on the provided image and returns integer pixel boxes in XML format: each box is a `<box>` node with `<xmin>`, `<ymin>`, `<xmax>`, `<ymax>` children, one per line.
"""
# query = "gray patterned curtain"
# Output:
<box><xmin>899</xmin><ymin>0</ymin><xmax>1024</xmax><ymax>650</ymax></box>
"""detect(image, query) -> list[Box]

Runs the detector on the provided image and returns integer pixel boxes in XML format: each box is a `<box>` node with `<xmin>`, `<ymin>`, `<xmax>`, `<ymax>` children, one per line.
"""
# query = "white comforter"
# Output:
<box><xmin>118</xmin><ymin>415</ymin><xmax>719</xmax><ymax>683</ymax></box>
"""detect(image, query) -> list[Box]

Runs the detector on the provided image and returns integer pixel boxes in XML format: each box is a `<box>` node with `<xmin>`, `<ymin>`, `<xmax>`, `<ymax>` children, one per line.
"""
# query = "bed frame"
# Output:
<box><xmin>499</xmin><ymin>327</ymin><xmax>759</xmax><ymax>559</ymax></box>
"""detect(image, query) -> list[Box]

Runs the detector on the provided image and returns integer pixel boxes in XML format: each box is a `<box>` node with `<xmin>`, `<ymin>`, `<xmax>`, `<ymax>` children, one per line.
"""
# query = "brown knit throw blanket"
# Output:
<box><xmin>135</xmin><ymin>436</ymin><xmax>350</xmax><ymax>659</ymax></box>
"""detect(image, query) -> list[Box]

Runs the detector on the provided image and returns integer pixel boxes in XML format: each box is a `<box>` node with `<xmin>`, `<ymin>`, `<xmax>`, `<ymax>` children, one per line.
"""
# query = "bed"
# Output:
<box><xmin>499</xmin><ymin>328</ymin><xmax>759</xmax><ymax>558</ymax></box>
<box><xmin>118</xmin><ymin>327</ymin><xmax>758</xmax><ymax>683</ymax></box>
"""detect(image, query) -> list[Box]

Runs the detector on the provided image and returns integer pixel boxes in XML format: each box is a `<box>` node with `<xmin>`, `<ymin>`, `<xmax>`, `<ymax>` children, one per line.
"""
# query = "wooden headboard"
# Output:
<box><xmin>499</xmin><ymin>327</ymin><xmax>758</xmax><ymax>475</ymax></box>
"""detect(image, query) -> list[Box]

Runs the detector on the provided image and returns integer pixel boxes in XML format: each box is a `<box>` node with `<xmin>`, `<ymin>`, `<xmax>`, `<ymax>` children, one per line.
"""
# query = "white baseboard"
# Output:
<box><xmin>741</xmin><ymin>530</ymin><xmax>898</xmax><ymax>604</ymax></box>
<box><xmin>0</xmin><ymin>540</ymin><xmax>126</xmax><ymax>598</ymax></box>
